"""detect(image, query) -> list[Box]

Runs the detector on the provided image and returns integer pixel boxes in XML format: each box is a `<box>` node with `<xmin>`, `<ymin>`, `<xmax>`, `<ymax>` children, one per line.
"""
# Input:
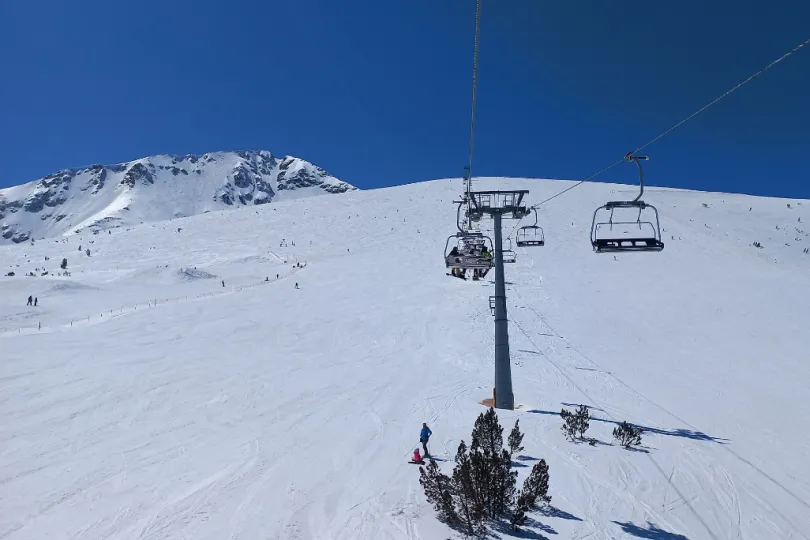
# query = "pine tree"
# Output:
<box><xmin>468</xmin><ymin>408</ymin><xmax>516</xmax><ymax>519</ymax></box>
<box><xmin>493</xmin><ymin>449</ymin><xmax>517</xmax><ymax>515</ymax></box>
<box><xmin>508</xmin><ymin>419</ymin><xmax>524</xmax><ymax>456</ymax></box>
<box><xmin>560</xmin><ymin>405</ymin><xmax>590</xmax><ymax>441</ymax></box>
<box><xmin>451</xmin><ymin>440</ymin><xmax>484</xmax><ymax>535</ymax></box>
<box><xmin>60</xmin><ymin>258</ymin><xmax>67</xmax><ymax>269</ymax></box>
<box><xmin>520</xmin><ymin>459</ymin><xmax>551</xmax><ymax>508</ymax></box>
<box><xmin>613</xmin><ymin>421</ymin><xmax>643</xmax><ymax>449</ymax></box>
<box><xmin>471</xmin><ymin>407</ymin><xmax>503</xmax><ymax>457</ymax></box>
<box><xmin>560</xmin><ymin>408</ymin><xmax>577</xmax><ymax>441</ymax></box>
<box><xmin>470</xmin><ymin>407</ymin><xmax>502</xmax><ymax>518</ymax></box>
<box><xmin>469</xmin><ymin>443</ymin><xmax>491</xmax><ymax>516</ymax></box>
<box><xmin>574</xmin><ymin>405</ymin><xmax>590</xmax><ymax>439</ymax></box>
<box><xmin>419</xmin><ymin>459</ymin><xmax>457</xmax><ymax>525</ymax></box>
<box><xmin>511</xmin><ymin>492</ymin><xmax>529</xmax><ymax>530</ymax></box>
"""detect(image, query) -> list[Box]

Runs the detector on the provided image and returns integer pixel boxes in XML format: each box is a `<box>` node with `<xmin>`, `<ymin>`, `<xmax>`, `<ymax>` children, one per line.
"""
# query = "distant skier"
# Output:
<box><xmin>27</xmin><ymin>295</ymin><xmax>33</xmax><ymax>306</ymax></box>
<box><xmin>221</xmin><ymin>280</ymin><xmax>225</xmax><ymax>288</ymax></box>
<box><xmin>420</xmin><ymin>423</ymin><xmax>432</xmax><ymax>456</ymax></box>
<box><xmin>294</xmin><ymin>282</ymin><xmax>299</xmax><ymax>289</ymax></box>
<box><xmin>34</xmin><ymin>297</ymin><xmax>38</xmax><ymax>307</ymax></box>
<box><xmin>410</xmin><ymin>448</ymin><xmax>425</xmax><ymax>465</ymax></box>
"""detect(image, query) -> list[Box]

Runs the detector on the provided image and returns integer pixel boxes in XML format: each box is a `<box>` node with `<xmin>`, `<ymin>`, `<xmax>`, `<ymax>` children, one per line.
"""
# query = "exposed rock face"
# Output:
<box><xmin>0</xmin><ymin>150</ymin><xmax>356</xmax><ymax>243</ymax></box>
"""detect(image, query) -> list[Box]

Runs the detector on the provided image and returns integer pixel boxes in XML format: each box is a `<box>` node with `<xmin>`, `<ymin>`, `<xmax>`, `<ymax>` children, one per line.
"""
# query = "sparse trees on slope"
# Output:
<box><xmin>420</xmin><ymin>408</ymin><xmax>527</xmax><ymax>533</ymax></box>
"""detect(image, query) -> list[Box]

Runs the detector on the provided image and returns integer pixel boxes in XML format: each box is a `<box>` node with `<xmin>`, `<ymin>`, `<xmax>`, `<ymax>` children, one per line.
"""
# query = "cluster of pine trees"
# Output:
<box><xmin>418</xmin><ymin>408</ymin><xmax>550</xmax><ymax>535</ymax></box>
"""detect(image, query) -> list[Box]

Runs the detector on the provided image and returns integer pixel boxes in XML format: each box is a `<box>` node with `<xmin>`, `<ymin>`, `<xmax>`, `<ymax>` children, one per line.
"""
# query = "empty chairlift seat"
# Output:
<box><xmin>590</xmin><ymin>201</ymin><xmax>664</xmax><ymax>252</ymax></box>
<box><xmin>516</xmin><ymin>209</ymin><xmax>545</xmax><ymax>247</ymax></box>
<box><xmin>590</xmin><ymin>153</ymin><xmax>664</xmax><ymax>253</ymax></box>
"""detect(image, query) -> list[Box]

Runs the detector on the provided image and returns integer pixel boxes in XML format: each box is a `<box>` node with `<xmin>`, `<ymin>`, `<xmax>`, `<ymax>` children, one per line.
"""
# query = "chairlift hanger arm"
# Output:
<box><xmin>625</xmin><ymin>152</ymin><xmax>648</xmax><ymax>203</ymax></box>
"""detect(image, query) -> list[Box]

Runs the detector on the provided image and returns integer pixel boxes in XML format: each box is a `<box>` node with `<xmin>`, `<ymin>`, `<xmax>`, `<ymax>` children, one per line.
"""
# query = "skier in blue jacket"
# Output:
<box><xmin>420</xmin><ymin>423</ymin><xmax>432</xmax><ymax>456</ymax></box>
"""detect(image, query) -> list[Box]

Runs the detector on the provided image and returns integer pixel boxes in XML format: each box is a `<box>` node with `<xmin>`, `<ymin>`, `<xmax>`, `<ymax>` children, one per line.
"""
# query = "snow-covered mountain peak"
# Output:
<box><xmin>0</xmin><ymin>150</ymin><xmax>355</xmax><ymax>243</ymax></box>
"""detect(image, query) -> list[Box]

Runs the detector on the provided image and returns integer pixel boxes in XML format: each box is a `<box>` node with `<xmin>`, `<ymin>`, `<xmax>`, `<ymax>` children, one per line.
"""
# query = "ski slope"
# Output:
<box><xmin>1</xmin><ymin>177</ymin><xmax>809</xmax><ymax>539</ymax></box>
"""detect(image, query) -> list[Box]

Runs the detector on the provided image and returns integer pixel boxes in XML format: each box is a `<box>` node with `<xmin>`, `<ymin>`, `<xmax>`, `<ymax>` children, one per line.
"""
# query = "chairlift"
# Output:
<box><xmin>502</xmin><ymin>238</ymin><xmax>517</xmax><ymax>264</ymax></box>
<box><xmin>590</xmin><ymin>154</ymin><xmax>664</xmax><ymax>253</ymax></box>
<box><xmin>444</xmin><ymin>232</ymin><xmax>494</xmax><ymax>275</ymax></box>
<box><xmin>516</xmin><ymin>209</ymin><xmax>545</xmax><ymax>247</ymax></box>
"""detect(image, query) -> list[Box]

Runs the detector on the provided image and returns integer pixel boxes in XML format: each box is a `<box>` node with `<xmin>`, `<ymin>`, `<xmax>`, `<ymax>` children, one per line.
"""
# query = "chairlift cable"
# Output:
<box><xmin>463</xmin><ymin>0</ymin><xmax>483</xmax><ymax>228</ymax></box>
<box><xmin>630</xmin><ymin>34</ymin><xmax>810</xmax><ymax>156</ymax></box>
<box><xmin>504</xmin><ymin>34</ymin><xmax>810</xmax><ymax>240</ymax></box>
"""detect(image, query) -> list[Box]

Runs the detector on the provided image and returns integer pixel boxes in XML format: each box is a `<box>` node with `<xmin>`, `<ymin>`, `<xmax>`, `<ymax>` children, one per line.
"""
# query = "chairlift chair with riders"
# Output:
<box><xmin>444</xmin><ymin>232</ymin><xmax>494</xmax><ymax>279</ymax></box>
<box><xmin>444</xmin><ymin>200</ymin><xmax>494</xmax><ymax>279</ymax></box>
<box><xmin>590</xmin><ymin>153</ymin><xmax>665</xmax><ymax>253</ymax></box>
<box><xmin>516</xmin><ymin>209</ymin><xmax>545</xmax><ymax>247</ymax></box>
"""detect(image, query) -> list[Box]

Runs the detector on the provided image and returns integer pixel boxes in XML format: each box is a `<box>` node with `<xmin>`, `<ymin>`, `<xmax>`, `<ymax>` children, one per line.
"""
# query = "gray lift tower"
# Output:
<box><xmin>466</xmin><ymin>190</ymin><xmax>530</xmax><ymax>409</ymax></box>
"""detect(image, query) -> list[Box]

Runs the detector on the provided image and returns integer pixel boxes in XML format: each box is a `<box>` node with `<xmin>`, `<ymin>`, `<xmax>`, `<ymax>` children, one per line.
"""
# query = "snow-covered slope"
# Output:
<box><xmin>0</xmin><ymin>150</ymin><xmax>355</xmax><ymax>244</ymax></box>
<box><xmin>1</xmin><ymin>177</ymin><xmax>809</xmax><ymax>539</ymax></box>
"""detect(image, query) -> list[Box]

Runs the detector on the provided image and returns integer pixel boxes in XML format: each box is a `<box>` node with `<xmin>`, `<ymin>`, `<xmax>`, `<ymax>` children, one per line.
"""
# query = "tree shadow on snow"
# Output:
<box><xmin>489</xmin><ymin>516</ymin><xmax>555</xmax><ymax>539</ymax></box>
<box><xmin>515</xmin><ymin>455</ymin><xmax>538</xmax><ymax>461</ymax></box>
<box><xmin>526</xmin><ymin>409</ymin><xmax>728</xmax><ymax>445</ymax></box>
<box><xmin>624</xmin><ymin>445</ymin><xmax>651</xmax><ymax>454</ymax></box>
<box><xmin>611</xmin><ymin>520</ymin><xmax>689</xmax><ymax>539</ymax></box>
<box><xmin>537</xmin><ymin>505</ymin><xmax>582</xmax><ymax>521</ymax></box>
<box><xmin>584</xmin><ymin>438</ymin><xmax>611</xmax><ymax>448</ymax></box>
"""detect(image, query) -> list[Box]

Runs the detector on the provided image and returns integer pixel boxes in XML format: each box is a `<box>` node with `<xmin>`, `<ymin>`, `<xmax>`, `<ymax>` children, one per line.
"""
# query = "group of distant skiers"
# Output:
<box><xmin>26</xmin><ymin>295</ymin><xmax>38</xmax><ymax>307</ymax></box>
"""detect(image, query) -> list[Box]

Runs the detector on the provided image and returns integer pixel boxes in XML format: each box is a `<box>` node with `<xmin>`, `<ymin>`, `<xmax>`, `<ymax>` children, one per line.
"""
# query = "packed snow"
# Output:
<box><xmin>1</xmin><ymin>177</ymin><xmax>809</xmax><ymax>539</ymax></box>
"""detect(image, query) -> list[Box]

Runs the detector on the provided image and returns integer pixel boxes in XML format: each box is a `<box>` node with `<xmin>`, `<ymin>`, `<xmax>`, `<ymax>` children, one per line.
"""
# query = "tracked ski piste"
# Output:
<box><xmin>1</xmin><ymin>178</ymin><xmax>809</xmax><ymax>539</ymax></box>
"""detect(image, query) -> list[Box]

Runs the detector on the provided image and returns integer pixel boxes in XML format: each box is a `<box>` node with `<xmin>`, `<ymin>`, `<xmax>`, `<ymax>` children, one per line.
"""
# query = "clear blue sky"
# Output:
<box><xmin>1</xmin><ymin>0</ymin><xmax>808</xmax><ymax>198</ymax></box>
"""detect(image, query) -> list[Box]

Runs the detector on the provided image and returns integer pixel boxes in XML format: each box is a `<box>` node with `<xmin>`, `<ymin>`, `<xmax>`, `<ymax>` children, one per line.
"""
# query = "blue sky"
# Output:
<box><xmin>1</xmin><ymin>0</ymin><xmax>808</xmax><ymax>198</ymax></box>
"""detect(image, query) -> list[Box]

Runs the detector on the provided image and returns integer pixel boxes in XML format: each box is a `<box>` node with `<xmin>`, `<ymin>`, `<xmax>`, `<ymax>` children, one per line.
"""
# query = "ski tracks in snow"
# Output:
<box><xmin>508</xmin><ymin>284</ymin><xmax>738</xmax><ymax>540</ymax></box>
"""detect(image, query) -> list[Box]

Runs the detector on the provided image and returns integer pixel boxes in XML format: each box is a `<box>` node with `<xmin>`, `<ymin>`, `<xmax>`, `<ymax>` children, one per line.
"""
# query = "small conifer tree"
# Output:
<box><xmin>613</xmin><ymin>422</ymin><xmax>643</xmax><ymax>449</ymax></box>
<box><xmin>521</xmin><ymin>459</ymin><xmax>551</xmax><ymax>508</ymax></box>
<box><xmin>511</xmin><ymin>492</ymin><xmax>529</xmax><ymax>530</ymax></box>
<box><xmin>508</xmin><ymin>419</ymin><xmax>524</xmax><ymax>455</ymax></box>
<box><xmin>419</xmin><ymin>459</ymin><xmax>457</xmax><ymax>525</ymax></box>
<box><xmin>560</xmin><ymin>405</ymin><xmax>590</xmax><ymax>441</ymax></box>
